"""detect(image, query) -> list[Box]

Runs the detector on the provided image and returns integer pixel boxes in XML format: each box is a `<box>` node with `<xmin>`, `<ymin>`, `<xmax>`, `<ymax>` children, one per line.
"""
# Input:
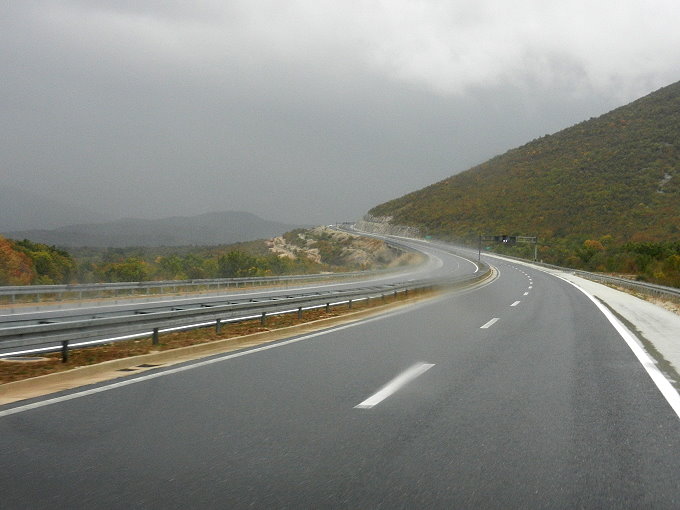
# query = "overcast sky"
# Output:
<box><xmin>3</xmin><ymin>1</ymin><xmax>680</xmax><ymax>225</ymax></box>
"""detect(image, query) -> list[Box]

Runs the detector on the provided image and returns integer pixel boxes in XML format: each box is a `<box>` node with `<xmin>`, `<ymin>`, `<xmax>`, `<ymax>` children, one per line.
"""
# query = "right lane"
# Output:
<box><xmin>1</xmin><ymin>255</ymin><xmax>679</xmax><ymax>508</ymax></box>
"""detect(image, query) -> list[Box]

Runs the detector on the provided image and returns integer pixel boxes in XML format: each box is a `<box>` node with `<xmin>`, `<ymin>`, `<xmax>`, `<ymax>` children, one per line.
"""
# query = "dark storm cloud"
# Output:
<box><xmin>2</xmin><ymin>1</ymin><xmax>680</xmax><ymax>225</ymax></box>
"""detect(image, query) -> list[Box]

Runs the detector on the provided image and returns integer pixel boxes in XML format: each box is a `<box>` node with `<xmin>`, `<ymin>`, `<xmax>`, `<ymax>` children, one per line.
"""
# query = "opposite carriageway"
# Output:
<box><xmin>0</xmin><ymin>237</ymin><xmax>486</xmax><ymax>360</ymax></box>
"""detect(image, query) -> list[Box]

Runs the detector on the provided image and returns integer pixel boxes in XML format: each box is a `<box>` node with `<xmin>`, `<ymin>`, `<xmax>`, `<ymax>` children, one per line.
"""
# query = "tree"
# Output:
<box><xmin>13</xmin><ymin>239</ymin><xmax>76</xmax><ymax>284</ymax></box>
<box><xmin>0</xmin><ymin>236</ymin><xmax>34</xmax><ymax>285</ymax></box>
<box><xmin>218</xmin><ymin>251</ymin><xmax>257</xmax><ymax>278</ymax></box>
<box><xmin>100</xmin><ymin>257</ymin><xmax>149</xmax><ymax>282</ymax></box>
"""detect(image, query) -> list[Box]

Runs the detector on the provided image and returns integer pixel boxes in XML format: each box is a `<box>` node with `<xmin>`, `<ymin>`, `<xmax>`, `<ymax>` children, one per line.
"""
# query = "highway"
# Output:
<box><xmin>1</xmin><ymin>240</ymin><xmax>680</xmax><ymax>508</ymax></box>
<box><xmin>0</xmin><ymin>237</ymin><xmax>455</xmax><ymax>329</ymax></box>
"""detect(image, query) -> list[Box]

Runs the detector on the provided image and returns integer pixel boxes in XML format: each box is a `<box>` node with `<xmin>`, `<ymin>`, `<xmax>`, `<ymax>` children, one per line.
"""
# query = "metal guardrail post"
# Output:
<box><xmin>0</xmin><ymin>267</ymin><xmax>493</xmax><ymax>358</ymax></box>
<box><xmin>216</xmin><ymin>319</ymin><xmax>222</xmax><ymax>334</ymax></box>
<box><xmin>61</xmin><ymin>340</ymin><xmax>69</xmax><ymax>363</ymax></box>
<box><xmin>297</xmin><ymin>307</ymin><xmax>302</xmax><ymax>319</ymax></box>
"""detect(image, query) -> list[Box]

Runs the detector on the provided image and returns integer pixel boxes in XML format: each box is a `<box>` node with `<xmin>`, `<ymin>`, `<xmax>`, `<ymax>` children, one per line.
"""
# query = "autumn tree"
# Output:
<box><xmin>0</xmin><ymin>236</ymin><xmax>34</xmax><ymax>285</ymax></box>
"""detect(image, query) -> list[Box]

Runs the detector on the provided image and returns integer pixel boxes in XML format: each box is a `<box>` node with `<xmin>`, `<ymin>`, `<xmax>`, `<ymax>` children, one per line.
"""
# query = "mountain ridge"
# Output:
<box><xmin>368</xmin><ymin>80</ymin><xmax>680</xmax><ymax>244</ymax></box>
<box><xmin>3</xmin><ymin>211</ymin><xmax>302</xmax><ymax>248</ymax></box>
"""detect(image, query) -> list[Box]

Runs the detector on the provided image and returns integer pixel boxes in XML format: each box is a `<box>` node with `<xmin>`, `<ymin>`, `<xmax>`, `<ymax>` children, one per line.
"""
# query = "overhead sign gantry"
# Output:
<box><xmin>478</xmin><ymin>234</ymin><xmax>538</xmax><ymax>261</ymax></box>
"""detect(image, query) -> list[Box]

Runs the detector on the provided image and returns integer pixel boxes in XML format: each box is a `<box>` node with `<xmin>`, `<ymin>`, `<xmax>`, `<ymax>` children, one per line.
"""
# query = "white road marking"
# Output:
<box><xmin>528</xmin><ymin>286</ymin><xmax>533</xmax><ymax>289</ymax></box>
<box><xmin>511</xmin><ymin>301</ymin><xmax>521</xmax><ymax>307</ymax></box>
<box><xmin>557</xmin><ymin>276</ymin><xmax>680</xmax><ymax>420</ymax></box>
<box><xmin>0</xmin><ymin>300</ymin><xmax>443</xmax><ymax>418</ymax></box>
<box><xmin>355</xmin><ymin>362</ymin><xmax>435</xmax><ymax>409</ymax></box>
<box><xmin>480</xmin><ymin>318</ymin><xmax>499</xmax><ymax>329</ymax></box>
<box><xmin>523</xmin><ymin>292</ymin><xmax>529</xmax><ymax>296</ymax></box>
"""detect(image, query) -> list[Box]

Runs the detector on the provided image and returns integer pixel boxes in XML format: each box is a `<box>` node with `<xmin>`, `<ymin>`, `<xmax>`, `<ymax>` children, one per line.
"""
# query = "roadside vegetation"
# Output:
<box><xmin>0</xmin><ymin>227</ymin><xmax>414</xmax><ymax>286</ymax></box>
<box><xmin>490</xmin><ymin>238</ymin><xmax>680</xmax><ymax>288</ymax></box>
<box><xmin>0</xmin><ymin>235</ymin><xmax>320</xmax><ymax>285</ymax></box>
<box><xmin>368</xmin><ymin>81</ymin><xmax>680</xmax><ymax>288</ymax></box>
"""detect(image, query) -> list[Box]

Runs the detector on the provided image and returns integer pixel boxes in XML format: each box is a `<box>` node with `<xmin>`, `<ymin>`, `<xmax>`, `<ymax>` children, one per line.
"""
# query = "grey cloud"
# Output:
<box><xmin>2</xmin><ymin>1</ymin><xmax>680</xmax><ymax>226</ymax></box>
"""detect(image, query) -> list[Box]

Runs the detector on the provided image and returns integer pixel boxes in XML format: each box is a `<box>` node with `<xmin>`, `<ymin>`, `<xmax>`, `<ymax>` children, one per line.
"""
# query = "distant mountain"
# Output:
<box><xmin>368</xmin><ymin>80</ymin><xmax>680</xmax><ymax>244</ymax></box>
<box><xmin>0</xmin><ymin>186</ymin><xmax>111</xmax><ymax>231</ymax></box>
<box><xmin>4</xmin><ymin>211</ymin><xmax>303</xmax><ymax>247</ymax></box>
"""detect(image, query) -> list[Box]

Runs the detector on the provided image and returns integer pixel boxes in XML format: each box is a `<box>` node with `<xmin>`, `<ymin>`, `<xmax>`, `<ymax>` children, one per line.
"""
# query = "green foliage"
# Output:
<box><xmin>368</xmin><ymin>81</ymin><xmax>680</xmax><ymax>286</ymax></box>
<box><xmin>0</xmin><ymin>237</ymin><xmax>331</xmax><ymax>286</ymax></box>
<box><xmin>12</xmin><ymin>239</ymin><xmax>76</xmax><ymax>284</ymax></box>
<box><xmin>0</xmin><ymin>236</ymin><xmax>34</xmax><ymax>285</ymax></box>
<box><xmin>98</xmin><ymin>257</ymin><xmax>150</xmax><ymax>282</ymax></box>
<box><xmin>370</xmin><ymin>81</ymin><xmax>680</xmax><ymax>244</ymax></box>
<box><xmin>218</xmin><ymin>251</ymin><xmax>258</xmax><ymax>278</ymax></box>
<box><xmin>488</xmin><ymin>237</ymin><xmax>680</xmax><ymax>287</ymax></box>
<box><xmin>282</xmin><ymin>229</ymin><xmax>308</xmax><ymax>248</ymax></box>
<box><xmin>2</xmin><ymin>228</ymin><xmax>404</xmax><ymax>286</ymax></box>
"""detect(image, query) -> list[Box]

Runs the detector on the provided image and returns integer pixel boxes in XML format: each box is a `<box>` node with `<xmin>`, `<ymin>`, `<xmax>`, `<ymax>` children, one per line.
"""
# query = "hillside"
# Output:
<box><xmin>369</xmin><ymin>81</ymin><xmax>680</xmax><ymax>244</ymax></box>
<box><xmin>3</xmin><ymin>211</ymin><xmax>301</xmax><ymax>248</ymax></box>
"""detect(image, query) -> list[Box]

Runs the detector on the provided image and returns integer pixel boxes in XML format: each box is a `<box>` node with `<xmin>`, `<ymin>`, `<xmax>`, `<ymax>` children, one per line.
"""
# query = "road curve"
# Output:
<box><xmin>1</xmin><ymin>242</ymin><xmax>679</xmax><ymax>508</ymax></box>
<box><xmin>0</xmin><ymin>236</ymin><xmax>476</xmax><ymax>329</ymax></box>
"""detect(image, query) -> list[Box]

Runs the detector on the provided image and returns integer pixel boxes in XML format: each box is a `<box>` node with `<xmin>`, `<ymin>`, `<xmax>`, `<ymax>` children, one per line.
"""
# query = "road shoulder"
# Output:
<box><xmin>550</xmin><ymin>271</ymin><xmax>680</xmax><ymax>387</ymax></box>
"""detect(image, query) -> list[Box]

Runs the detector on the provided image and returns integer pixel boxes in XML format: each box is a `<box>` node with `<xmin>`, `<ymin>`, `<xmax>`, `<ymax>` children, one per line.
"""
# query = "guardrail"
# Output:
<box><xmin>0</xmin><ymin>233</ymin><xmax>427</xmax><ymax>306</ymax></box>
<box><xmin>0</xmin><ymin>271</ymin><xmax>384</xmax><ymax>305</ymax></box>
<box><xmin>0</xmin><ymin>265</ymin><xmax>491</xmax><ymax>361</ymax></box>
<box><xmin>481</xmin><ymin>251</ymin><xmax>680</xmax><ymax>303</ymax></box>
<box><xmin>569</xmin><ymin>269</ymin><xmax>680</xmax><ymax>302</ymax></box>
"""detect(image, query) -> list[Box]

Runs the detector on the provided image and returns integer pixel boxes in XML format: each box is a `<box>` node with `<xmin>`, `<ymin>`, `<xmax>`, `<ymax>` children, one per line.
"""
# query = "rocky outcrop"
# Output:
<box><xmin>354</xmin><ymin>215</ymin><xmax>421</xmax><ymax>238</ymax></box>
<box><xmin>267</xmin><ymin>226</ymin><xmax>420</xmax><ymax>269</ymax></box>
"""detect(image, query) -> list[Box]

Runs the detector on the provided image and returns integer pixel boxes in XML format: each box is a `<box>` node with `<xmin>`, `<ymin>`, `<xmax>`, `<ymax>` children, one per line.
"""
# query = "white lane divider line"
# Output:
<box><xmin>355</xmin><ymin>362</ymin><xmax>435</xmax><ymax>409</ymax></box>
<box><xmin>0</xmin><ymin>303</ymin><xmax>441</xmax><ymax>418</ymax></box>
<box><xmin>511</xmin><ymin>301</ymin><xmax>521</xmax><ymax>307</ymax></box>
<box><xmin>480</xmin><ymin>318</ymin><xmax>499</xmax><ymax>329</ymax></box>
<box><xmin>528</xmin><ymin>286</ymin><xmax>533</xmax><ymax>289</ymax></box>
<box><xmin>523</xmin><ymin>292</ymin><xmax>529</xmax><ymax>296</ymax></box>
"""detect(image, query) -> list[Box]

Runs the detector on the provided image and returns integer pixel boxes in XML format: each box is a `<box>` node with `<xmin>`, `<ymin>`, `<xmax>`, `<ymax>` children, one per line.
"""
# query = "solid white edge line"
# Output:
<box><xmin>478</xmin><ymin>253</ymin><xmax>680</xmax><ymax>419</ymax></box>
<box><xmin>511</xmin><ymin>301</ymin><xmax>521</xmax><ymax>307</ymax></box>
<box><xmin>354</xmin><ymin>362</ymin><xmax>435</xmax><ymax>409</ymax></box>
<box><xmin>555</xmin><ymin>275</ymin><xmax>680</xmax><ymax>420</ymax></box>
<box><xmin>480</xmin><ymin>318</ymin><xmax>499</xmax><ymax>329</ymax></box>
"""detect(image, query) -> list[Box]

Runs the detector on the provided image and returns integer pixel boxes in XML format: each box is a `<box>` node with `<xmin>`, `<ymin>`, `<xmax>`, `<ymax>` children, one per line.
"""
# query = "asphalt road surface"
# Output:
<box><xmin>1</xmin><ymin>254</ymin><xmax>679</xmax><ymax>508</ymax></box>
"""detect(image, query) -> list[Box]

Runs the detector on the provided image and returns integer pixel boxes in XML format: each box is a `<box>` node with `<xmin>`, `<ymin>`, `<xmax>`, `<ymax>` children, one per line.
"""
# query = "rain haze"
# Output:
<box><xmin>3</xmin><ymin>0</ymin><xmax>680</xmax><ymax>226</ymax></box>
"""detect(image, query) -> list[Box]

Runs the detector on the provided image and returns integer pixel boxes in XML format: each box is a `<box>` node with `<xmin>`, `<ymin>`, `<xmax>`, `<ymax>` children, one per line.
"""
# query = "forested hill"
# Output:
<box><xmin>369</xmin><ymin>80</ymin><xmax>680</xmax><ymax>245</ymax></box>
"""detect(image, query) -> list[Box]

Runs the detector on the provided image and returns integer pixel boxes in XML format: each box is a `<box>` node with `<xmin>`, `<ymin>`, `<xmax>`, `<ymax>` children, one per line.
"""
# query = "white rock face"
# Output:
<box><xmin>266</xmin><ymin>225</ymin><xmax>418</xmax><ymax>269</ymax></box>
<box><xmin>354</xmin><ymin>214</ymin><xmax>421</xmax><ymax>238</ymax></box>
